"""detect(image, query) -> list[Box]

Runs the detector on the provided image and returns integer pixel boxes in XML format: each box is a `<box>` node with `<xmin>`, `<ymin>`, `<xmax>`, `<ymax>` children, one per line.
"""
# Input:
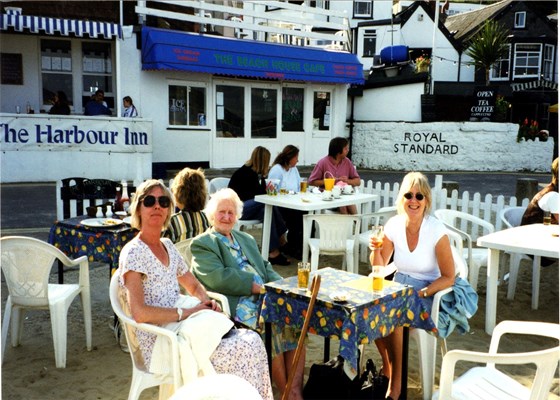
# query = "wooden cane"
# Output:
<box><xmin>281</xmin><ymin>274</ymin><xmax>321</xmax><ymax>400</ymax></box>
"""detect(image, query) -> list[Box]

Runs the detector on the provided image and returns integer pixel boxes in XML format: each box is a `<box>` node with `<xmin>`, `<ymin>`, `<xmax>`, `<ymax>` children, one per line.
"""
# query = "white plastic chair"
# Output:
<box><xmin>434</xmin><ymin>209</ymin><xmax>495</xmax><ymax>291</ymax></box>
<box><xmin>208</xmin><ymin>177</ymin><xmax>230</xmax><ymax>194</ymax></box>
<box><xmin>499</xmin><ymin>206</ymin><xmax>542</xmax><ymax>309</ymax></box>
<box><xmin>1</xmin><ymin>236</ymin><xmax>92</xmax><ymax>368</ymax></box>
<box><xmin>174</xmin><ymin>239</ymin><xmax>231</xmax><ymax>316</ymax></box>
<box><xmin>358</xmin><ymin>206</ymin><xmax>397</xmax><ymax>262</ymax></box>
<box><xmin>303</xmin><ymin>214</ymin><xmax>361</xmax><ymax>274</ymax></box>
<box><xmin>410</xmin><ymin>229</ymin><xmax>469</xmax><ymax>400</ymax></box>
<box><xmin>434</xmin><ymin>320</ymin><xmax>560</xmax><ymax>400</ymax></box>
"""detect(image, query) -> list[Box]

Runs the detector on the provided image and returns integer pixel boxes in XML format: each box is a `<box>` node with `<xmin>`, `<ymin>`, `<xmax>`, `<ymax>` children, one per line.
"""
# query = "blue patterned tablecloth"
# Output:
<box><xmin>48</xmin><ymin>216</ymin><xmax>137</xmax><ymax>274</ymax></box>
<box><xmin>260</xmin><ymin>267</ymin><xmax>437</xmax><ymax>372</ymax></box>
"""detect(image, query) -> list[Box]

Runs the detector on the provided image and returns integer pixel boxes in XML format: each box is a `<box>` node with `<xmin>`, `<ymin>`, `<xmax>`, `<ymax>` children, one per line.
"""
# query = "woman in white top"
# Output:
<box><xmin>268</xmin><ymin>145</ymin><xmax>304</xmax><ymax>258</ymax></box>
<box><xmin>369</xmin><ymin>171</ymin><xmax>455</xmax><ymax>400</ymax></box>
<box><xmin>122</xmin><ymin>96</ymin><xmax>138</xmax><ymax>117</ymax></box>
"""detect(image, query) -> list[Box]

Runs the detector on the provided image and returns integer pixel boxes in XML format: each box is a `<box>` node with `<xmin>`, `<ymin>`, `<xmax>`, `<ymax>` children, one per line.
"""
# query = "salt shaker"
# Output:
<box><xmin>106</xmin><ymin>205</ymin><xmax>114</xmax><ymax>218</ymax></box>
<box><xmin>96</xmin><ymin>206</ymin><xmax>104</xmax><ymax>218</ymax></box>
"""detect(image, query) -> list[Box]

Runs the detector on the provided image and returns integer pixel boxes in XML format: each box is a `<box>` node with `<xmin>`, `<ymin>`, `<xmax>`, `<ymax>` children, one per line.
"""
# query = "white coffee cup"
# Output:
<box><xmin>343</xmin><ymin>185</ymin><xmax>354</xmax><ymax>195</ymax></box>
<box><xmin>322</xmin><ymin>190</ymin><xmax>333</xmax><ymax>200</ymax></box>
<box><xmin>332</xmin><ymin>186</ymin><xmax>341</xmax><ymax>198</ymax></box>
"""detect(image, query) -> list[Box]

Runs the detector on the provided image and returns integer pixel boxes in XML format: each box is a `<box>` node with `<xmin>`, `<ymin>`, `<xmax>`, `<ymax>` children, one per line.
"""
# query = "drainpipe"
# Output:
<box><xmin>457</xmin><ymin>52</ymin><xmax>461</xmax><ymax>81</ymax></box>
<box><xmin>349</xmin><ymin>93</ymin><xmax>355</xmax><ymax>159</ymax></box>
<box><xmin>116</xmin><ymin>0</ymin><xmax>123</xmax><ymax>117</ymax></box>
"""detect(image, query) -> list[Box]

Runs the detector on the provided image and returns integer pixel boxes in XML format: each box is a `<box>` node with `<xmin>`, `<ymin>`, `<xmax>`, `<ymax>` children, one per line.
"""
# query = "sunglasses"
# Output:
<box><xmin>404</xmin><ymin>192</ymin><xmax>425</xmax><ymax>201</ymax></box>
<box><xmin>142</xmin><ymin>195</ymin><xmax>171</xmax><ymax>208</ymax></box>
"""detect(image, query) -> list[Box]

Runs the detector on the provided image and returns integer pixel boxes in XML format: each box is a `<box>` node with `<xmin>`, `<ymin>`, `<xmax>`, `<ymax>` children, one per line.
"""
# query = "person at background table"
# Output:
<box><xmin>228</xmin><ymin>146</ymin><xmax>290</xmax><ymax>266</ymax></box>
<box><xmin>308</xmin><ymin>137</ymin><xmax>361</xmax><ymax>214</ymax></box>
<box><xmin>369</xmin><ymin>172</ymin><xmax>455</xmax><ymax>400</ymax></box>
<box><xmin>522</xmin><ymin>157</ymin><xmax>558</xmax><ymax>226</ymax></box>
<box><xmin>164</xmin><ymin>167</ymin><xmax>210</xmax><ymax>243</ymax></box>
<box><xmin>268</xmin><ymin>144</ymin><xmax>305</xmax><ymax>259</ymax></box>
<box><xmin>84</xmin><ymin>89</ymin><xmax>111</xmax><ymax>116</ymax></box>
<box><xmin>48</xmin><ymin>91</ymin><xmax>70</xmax><ymax>115</ymax></box>
<box><xmin>122</xmin><ymin>95</ymin><xmax>139</xmax><ymax>118</ymax></box>
<box><xmin>521</xmin><ymin>157</ymin><xmax>558</xmax><ymax>267</ymax></box>
<box><xmin>191</xmin><ymin>188</ymin><xmax>306</xmax><ymax>400</ymax></box>
<box><xmin>118</xmin><ymin>180</ymin><xmax>273</xmax><ymax>399</ymax></box>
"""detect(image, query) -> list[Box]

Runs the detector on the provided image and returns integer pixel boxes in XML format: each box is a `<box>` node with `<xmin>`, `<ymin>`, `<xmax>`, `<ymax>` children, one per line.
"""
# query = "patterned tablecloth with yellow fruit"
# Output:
<box><xmin>260</xmin><ymin>267</ymin><xmax>437</xmax><ymax>372</ymax></box>
<box><xmin>48</xmin><ymin>216</ymin><xmax>137</xmax><ymax>280</ymax></box>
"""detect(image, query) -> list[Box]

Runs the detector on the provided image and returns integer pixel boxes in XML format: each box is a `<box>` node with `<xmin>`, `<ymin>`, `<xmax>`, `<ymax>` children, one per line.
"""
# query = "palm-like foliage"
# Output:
<box><xmin>466</xmin><ymin>20</ymin><xmax>510</xmax><ymax>85</ymax></box>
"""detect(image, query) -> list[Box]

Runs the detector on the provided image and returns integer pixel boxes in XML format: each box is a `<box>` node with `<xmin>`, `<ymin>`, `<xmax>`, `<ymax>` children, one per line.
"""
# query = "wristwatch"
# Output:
<box><xmin>176</xmin><ymin>307</ymin><xmax>183</xmax><ymax>321</ymax></box>
<box><xmin>420</xmin><ymin>288</ymin><xmax>429</xmax><ymax>298</ymax></box>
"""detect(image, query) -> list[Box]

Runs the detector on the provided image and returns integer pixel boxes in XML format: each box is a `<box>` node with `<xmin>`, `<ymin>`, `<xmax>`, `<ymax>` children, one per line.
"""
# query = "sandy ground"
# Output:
<box><xmin>1</xmin><ymin>245</ymin><xmax>559</xmax><ymax>399</ymax></box>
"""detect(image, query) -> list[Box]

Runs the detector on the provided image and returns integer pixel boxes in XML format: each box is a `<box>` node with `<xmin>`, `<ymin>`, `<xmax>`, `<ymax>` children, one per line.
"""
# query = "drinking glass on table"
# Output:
<box><xmin>369</xmin><ymin>225</ymin><xmax>384</xmax><ymax>250</ymax></box>
<box><xmin>297</xmin><ymin>262</ymin><xmax>310</xmax><ymax>290</ymax></box>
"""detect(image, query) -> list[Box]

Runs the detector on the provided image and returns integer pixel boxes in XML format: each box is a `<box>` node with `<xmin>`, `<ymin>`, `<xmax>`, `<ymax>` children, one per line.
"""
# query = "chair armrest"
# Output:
<box><xmin>431</xmin><ymin>287</ymin><xmax>452</xmax><ymax>323</ymax></box>
<box><xmin>208</xmin><ymin>291</ymin><xmax>231</xmax><ymax>317</ymax></box>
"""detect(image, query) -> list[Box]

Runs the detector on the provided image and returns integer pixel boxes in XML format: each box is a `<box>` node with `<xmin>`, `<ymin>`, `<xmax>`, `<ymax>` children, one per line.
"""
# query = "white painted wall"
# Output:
<box><xmin>352</xmin><ymin>121</ymin><xmax>554</xmax><ymax>172</ymax></box>
<box><xmin>353</xmin><ymin>82</ymin><xmax>425</xmax><ymax>122</ymax></box>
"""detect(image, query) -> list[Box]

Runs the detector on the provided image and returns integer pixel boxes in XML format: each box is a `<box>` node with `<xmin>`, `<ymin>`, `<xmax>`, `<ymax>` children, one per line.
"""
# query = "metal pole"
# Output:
<box><xmin>430</xmin><ymin>0</ymin><xmax>440</xmax><ymax>95</ymax></box>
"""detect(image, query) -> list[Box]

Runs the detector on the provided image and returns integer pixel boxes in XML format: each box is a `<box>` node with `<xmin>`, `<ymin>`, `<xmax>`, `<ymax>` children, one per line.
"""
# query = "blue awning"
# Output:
<box><xmin>0</xmin><ymin>8</ymin><xmax>122</xmax><ymax>39</ymax></box>
<box><xmin>142</xmin><ymin>27</ymin><xmax>364</xmax><ymax>85</ymax></box>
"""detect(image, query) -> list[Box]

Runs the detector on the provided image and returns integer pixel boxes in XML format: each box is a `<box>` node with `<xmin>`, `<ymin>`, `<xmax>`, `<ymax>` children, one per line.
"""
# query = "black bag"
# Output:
<box><xmin>303</xmin><ymin>355</ymin><xmax>388</xmax><ymax>399</ymax></box>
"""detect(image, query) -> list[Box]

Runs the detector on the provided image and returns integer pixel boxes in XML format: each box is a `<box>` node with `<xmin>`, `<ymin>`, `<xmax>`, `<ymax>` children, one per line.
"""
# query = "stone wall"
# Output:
<box><xmin>351</xmin><ymin>121</ymin><xmax>554</xmax><ymax>172</ymax></box>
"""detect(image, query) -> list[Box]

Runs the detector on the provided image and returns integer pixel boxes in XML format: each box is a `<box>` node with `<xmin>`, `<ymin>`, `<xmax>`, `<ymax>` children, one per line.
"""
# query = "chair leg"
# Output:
<box><xmin>531</xmin><ymin>256</ymin><xmax>541</xmax><ymax>310</ymax></box>
<box><xmin>507</xmin><ymin>254</ymin><xmax>522</xmax><ymax>300</ymax></box>
<box><xmin>50</xmin><ymin>302</ymin><xmax>68</xmax><ymax>368</ymax></box>
<box><xmin>310</xmin><ymin>248</ymin><xmax>319</xmax><ymax>273</ymax></box>
<box><xmin>80</xmin><ymin>291</ymin><xmax>93</xmax><ymax>350</ymax></box>
<box><xmin>468</xmin><ymin>261</ymin><xmax>480</xmax><ymax>292</ymax></box>
<box><xmin>11</xmin><ymin>306</ymin><xmax>24</xmax><ymax>347</ymax></box>
<box><xmin>1</xmin><ymin>299</ymin><xmax>12</xmax><ymax>364</ymax></box>
<box><xmin>413</xmin><ymin>330</ymin><xmax>436</xmax><ymax>400</ymax></box>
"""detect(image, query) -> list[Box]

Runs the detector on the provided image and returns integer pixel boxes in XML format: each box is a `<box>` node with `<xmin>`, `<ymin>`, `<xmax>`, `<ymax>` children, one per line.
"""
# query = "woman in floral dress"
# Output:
<box><xmin>118</xmin><ymin>179</ymin><xmax>272</xmax><ymax>399</ymax></box>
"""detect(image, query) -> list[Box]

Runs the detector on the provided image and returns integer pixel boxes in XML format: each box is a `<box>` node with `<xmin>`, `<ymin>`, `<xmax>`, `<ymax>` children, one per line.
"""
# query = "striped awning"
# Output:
<box><xmin>511</xmin><ymin>79</ymin><xmax>558</xmax><ymax>92</ymax></box>
<box><xmin>0</xmin><ymin>8</ymin><xmax>122</xmax><ymax>39</ymax></box>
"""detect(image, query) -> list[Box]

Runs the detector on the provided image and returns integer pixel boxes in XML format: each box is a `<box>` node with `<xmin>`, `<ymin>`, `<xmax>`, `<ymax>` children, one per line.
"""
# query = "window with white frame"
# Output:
<box><xmin>362</xmin><ymin>29</ymin><xmax>376</xmax><ymax>58</ymax></box>
<box><xmin>313</xmin><ymin>91</ymin><xmax>331</xmax><ymax>134</ymax></box>
<box><xmin>543</xmin><ymin>44</ymin><xmax>554</xmax><ymax>81</ymax></box>
<box><xmin>354</xmin><ymin>1</ymin><xmax>373</xmax><ymax>18</ymax></box>
<box><xmin>490</xmin><ymin>44</ymin><xmax>511</xmax><ymax>80</ymax></box>
<box><xmin>216</xmin><ymin>84</ymin><xmax>244</xmax><ymax>138</ymax></box>
<box><xmin>168</xmin><ymin>82</ymin><xmax>207</xmax><ymax>127</ymax></box>
<box><xmin>514</xmin><ymin>12</ymin><xmax>526</xmax><ymax>29</ymax></box>
<box><xmin>513</xmin><ymin>43</ymin><xmax>541</xmax><ymax>78</ymax></box>
<box><xmin>251</xmin><ymin>87</ymin><xmax>278</xmax><ymax>138</ymax></box>
<box><xmin>282</xmin><ymin>86</ymin><xmax>304</xmax><ymax>132</ymax></box>
<box><xmin>41</xmin><ymin>39</ymin><xmax>73</xmax><ymax>107</ymax></box>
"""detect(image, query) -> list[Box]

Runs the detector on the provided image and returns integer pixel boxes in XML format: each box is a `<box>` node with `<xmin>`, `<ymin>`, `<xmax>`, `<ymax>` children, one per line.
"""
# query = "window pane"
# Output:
<box><xmin>282</xmin><ymin>87</ymin><xmax>304</xmax><ymax>132</ymax></box>
<box><xmin>251</xmin><ymin>88</ymin><xmax>277</xmax><ymax>138</ymax></box>
<box><xmin>313</xmin><ymin>91</ymin><xmax>331</xmax><ymax>131</ymax></box>
<box><xmin>41</xmin><ymin>39</ymin><xmax>72</xmax><ymax>105</ymax></box>
<box><xmin>363</xmin><ymin>30</ymin><xmax>376</xmax><ymax>58</ymax></box>
<box><xmin>168</xmin><ymin>85</ymin><xmax>207</xmax><ymax>126</ymax></box>
<box><xmin>216</xmin><ymin>85</ymin><xmax>244</xmax><ymax>138</ymax></box>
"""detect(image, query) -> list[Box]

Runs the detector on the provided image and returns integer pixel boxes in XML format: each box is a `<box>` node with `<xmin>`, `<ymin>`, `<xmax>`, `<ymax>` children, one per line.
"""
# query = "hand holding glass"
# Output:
<box><xmin>369</xmin><ymin>225</ymin><xmax>384</xmax><ymax>250</ymax></box>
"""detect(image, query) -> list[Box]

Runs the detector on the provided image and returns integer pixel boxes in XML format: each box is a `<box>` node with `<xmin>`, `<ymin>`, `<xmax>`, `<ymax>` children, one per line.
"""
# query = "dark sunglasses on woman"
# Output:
<box><xmin>404</xmin><ymin>192</ymin><xmax>424</xmax><ymax>201</ymax></box>
<box><xmin>142</xmin><ymin>195</ymin><xmax>171</xmax><ymax>208</ymax></box>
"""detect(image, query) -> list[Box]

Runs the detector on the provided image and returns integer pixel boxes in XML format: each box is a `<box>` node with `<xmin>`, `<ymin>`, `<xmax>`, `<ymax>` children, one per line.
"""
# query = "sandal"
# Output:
<box><xmin>269</xmin><ymin>253</ymin><xmax>291</xmax><ymax>266</ymax></box>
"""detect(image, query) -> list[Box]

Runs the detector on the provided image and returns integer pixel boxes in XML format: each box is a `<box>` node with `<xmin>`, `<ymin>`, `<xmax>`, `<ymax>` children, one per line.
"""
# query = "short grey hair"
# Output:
<box><xmin>204</xmin><ymin>188</ymin><xmax>243</xmax><ymax>225</ymax></box>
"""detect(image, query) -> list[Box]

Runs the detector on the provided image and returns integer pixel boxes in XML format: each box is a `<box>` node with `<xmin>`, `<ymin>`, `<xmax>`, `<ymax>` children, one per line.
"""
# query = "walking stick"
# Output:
<box><xmin>281</xmin><ymin>274</ymin><xmax>321</xmax><ymax>400</ymax></box>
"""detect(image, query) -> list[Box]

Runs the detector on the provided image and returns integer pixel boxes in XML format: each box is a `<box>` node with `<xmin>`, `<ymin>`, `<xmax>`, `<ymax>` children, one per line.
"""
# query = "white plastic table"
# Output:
<box><xmin>477</xmin><ymin>223</ymin><xmax>559</xmax><ymax>334</ymax></box>
<box><xmin>254</xmin><ymin>192</ymin><xmax>377</xmax><ymax>259</ymax></box>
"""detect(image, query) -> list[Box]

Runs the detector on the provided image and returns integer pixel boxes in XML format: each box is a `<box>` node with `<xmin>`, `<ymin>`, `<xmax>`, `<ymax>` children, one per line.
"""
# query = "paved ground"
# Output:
<box><xmin>1</xmin><ymin>168</ymin><xmax>550</xmax><ymax>236</ymax></box>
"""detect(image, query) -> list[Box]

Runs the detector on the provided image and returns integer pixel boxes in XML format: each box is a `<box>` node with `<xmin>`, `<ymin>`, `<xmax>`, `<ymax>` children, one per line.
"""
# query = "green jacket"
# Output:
<box><xmin>191</xmin><ymin>228</ymin><xmax>282</xmax><ymax>312</ymax></box>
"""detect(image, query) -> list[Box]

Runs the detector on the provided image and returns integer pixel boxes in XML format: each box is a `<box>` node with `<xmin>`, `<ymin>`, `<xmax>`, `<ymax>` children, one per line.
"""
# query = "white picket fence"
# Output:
<box><xmin>360</xmin><ymin>175</ymin><xmax>530</xmax><ymax>232</ymax></box>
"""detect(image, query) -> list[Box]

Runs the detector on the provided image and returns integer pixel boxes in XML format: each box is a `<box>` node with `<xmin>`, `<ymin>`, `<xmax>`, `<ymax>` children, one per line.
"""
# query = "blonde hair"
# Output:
<box><xmin>551</xmin><ymin>157</ymin><xmax>558</xmax><ymax>186</ymax></box>
<box><xmin>245</xmin><ymin>146</ymin><xmax>271</xmax><ymax>176</ymax></box>
<box><xmin>204</xmin><ymin>188</ymin><xmax>243</xmax><ymax>226</ymax></box>
<box><xmin>396</xmin><ymin>172</ymin><xmax>432</xmax><ymax>216</ymax></box>
<box><xmin>130</xmin><ymin>179</ymin><xmax>174</xmax><ymax>230</ymax></box>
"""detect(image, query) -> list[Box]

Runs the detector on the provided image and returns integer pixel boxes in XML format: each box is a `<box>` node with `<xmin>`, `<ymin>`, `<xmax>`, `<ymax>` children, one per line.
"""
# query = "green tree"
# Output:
<box><xmin>466</xmin><ymin>20</ymin><xmax>510</xmax><ymax>86</ymax></box>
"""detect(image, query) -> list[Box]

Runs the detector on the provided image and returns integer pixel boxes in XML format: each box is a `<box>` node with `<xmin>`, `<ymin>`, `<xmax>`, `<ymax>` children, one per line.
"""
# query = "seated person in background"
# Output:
<box><xmin>268</xmin><ymin>144</ymin><xmax>305</xmax><ymax>259</ymax></box>
<box><xmin>521</xmin><ymin>157</ymin><xmax>558</xmax><ymax>226</ymax></box>
<box><xmin>48</xmin><ymin>91</ymin><xmax>71</xmax><ymax>115</ymax></box>
<box><xmin>308</xmin><ymin>137</ymin><xmax>361</xmax><ymax>214</ymax></box>
<box><xmin>191</xmin><ymin>188</ymin><xmax>306</xmax><ymax>400</ymax></box>
<box><xmin>370</xmin><ymin>172</ymin><xmax>455</xmax><ymax>400</ymax></box>
<box><xmin>118</xmin><ymin>180</ymin><xmax>272</xmax><ymax>399</ymax></box>
<box><xmin>122</xmin><ymin>96</ymin><xmax>139</xmax><ymax>117</ymax></box>
<box><xmin>164</xmin><ymin>167</ymin><xmax>210</xmax><ymax>243</ymax></box>
<box><xmin>228</xmin><ymin>146</ymin><xmax>290</xmax><ymax>265</ymax></box>
<box><xmin>521</xmin><ymin>157</ymin><xmax>558</xmax><ymax>266</ymax></box>
<box><xmin>84</xmin><ymin>89</ymin><xmax>112</xmax><ymax>116</ymax></box>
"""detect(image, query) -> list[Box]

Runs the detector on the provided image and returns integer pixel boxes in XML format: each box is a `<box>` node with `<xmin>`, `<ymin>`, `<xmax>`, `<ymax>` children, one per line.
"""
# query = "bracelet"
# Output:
<box><xmin>176</xmin><ymin>307</ymin><xmax>183</xmax><ymax>321</ymax></box>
